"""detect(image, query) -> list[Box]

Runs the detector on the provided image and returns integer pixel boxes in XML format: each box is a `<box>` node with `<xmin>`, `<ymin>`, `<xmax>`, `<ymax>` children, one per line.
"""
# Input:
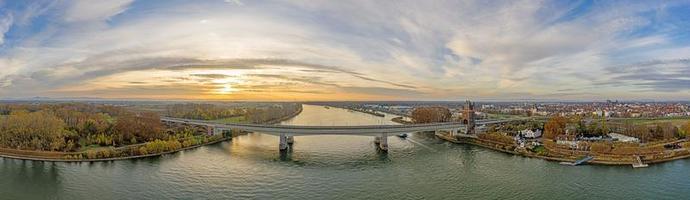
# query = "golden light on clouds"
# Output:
<box><xmin>45</xmin><ymin>62</ymin><xmax>425</xmax><ymax>101</ymax></box>
<box><xmin>2</xmin><ymin>1</ymin><xmax>690</xmax><ymax>101</ymax></box>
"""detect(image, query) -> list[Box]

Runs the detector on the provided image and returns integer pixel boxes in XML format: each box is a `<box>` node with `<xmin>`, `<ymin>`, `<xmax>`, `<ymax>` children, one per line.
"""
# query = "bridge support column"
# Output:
<box><xmin>212</xmin><ymin>128</ymin><xmax>223</xmax><ymax>136</ymax></box>
<box><xmin>279</xmin><ymin>133</ymin><xmax>288</xmax><ymax>151</ymax></box>
<box><xmin>379</xmin><ymin>133</ymin><xmax>388</xmax><ymax>151</ymax></box>
<box><xmin>374</xmin><ymin>136</ymin><xmax>381</xmax><ymax>144</ymax></box>
<box><xmin>287</xmin><ymin>136</ymin><xmax>294</xmax><ymax>145</ymax></box>
<box><xmin>207</xmin><ymin>126</ymin><xmax>214</xmax><ymax>136</ymax></box>
<box><xmin>451</xmin><ymin>129</ymin><xmax>458</xmax><ymax>137</ymax></box>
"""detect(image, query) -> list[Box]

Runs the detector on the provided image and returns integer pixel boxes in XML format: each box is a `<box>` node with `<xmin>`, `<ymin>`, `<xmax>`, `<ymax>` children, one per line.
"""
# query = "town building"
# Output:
<box><xmin>608</xmin><ymin>133</ymin><xmax>640</xmax><ymax>143</ymax></box>
<box><xmin>519</xmin><ymin>129</ymin><xmax>542</xmax><ymax>139</ymax></box>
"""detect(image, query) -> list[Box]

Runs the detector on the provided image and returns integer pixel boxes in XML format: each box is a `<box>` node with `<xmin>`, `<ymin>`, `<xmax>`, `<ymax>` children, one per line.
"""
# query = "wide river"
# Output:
<box><xmin>2</xmin><ymin>105</ymin><xmax>690</xmax><ymax>199</ymax></box>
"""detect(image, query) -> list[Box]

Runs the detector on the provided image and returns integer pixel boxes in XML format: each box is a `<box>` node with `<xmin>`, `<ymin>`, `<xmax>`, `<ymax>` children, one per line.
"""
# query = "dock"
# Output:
<box><xmin>559</xmin><ymin>156</ymin><xmax>594</xmax><ymax>166</ymax></box>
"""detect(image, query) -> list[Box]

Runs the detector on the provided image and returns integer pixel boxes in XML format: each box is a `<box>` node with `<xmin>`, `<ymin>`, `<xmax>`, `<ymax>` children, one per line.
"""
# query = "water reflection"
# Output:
<box><xmin>0</xmin><ymin>159</ymin><xmax>63</xmax><ymax>199</ymax></box>
<box><xmin>279</xmin><ymin>147</ymin><xmax>293</xmax><ymax>161</ymax></box>
<box><xmin>375</xmin><ymin>149</ymin><xmax>390</xmax><ymax>161</ymax></box>
<box><xmin>2</xmin><ymin>105</ymin><xmax>690</xmax><ymax>199</ymax></box>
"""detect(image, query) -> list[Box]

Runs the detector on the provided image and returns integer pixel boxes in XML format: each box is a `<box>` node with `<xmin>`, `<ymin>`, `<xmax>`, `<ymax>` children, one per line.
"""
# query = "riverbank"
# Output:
<box><xmin>0</xmin><ymin>136</ymin><xmax>232</xmax><ymax>162</ymax></box>
<box><xmin>391</xmin><ymin>116</ymin><xmax>413</xmax><ymax>124</ymax></box>
<box><xmin>435</xmin><ymin>132</ymin><xmax>690</xmax><ymax>166</ymax></box>
<box><xmin>265</xmin><ymin>104</ymin><xmax>304</xmax><ymax>124</ymax></box>
<box><xmin>0</xmin><ymin>105</ymin><xmax>303</xmax><ymax>162</ymax></box>
<box><xmin>323</xmin><ymin>105</ymin><xmax>385</xmax><ymax>117</ymax></box>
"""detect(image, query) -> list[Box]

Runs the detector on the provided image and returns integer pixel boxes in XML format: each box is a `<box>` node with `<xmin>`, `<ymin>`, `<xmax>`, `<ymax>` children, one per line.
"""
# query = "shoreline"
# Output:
<box><xmin>0</xmin><ymin>105</ymin><xmax>305</xmax><ymax>163</ymax></box>
<box><xmin>323</xmin><ymin>105</ymin><xmax>385</xmax><ymax>117</ymax></box>
<box><xmin>0</xmin><ymin>137</ymin><xmax>232</xmax><ymax>162</ymax></box>
<box><xmin>266</xmin><ymin>104</ymin><xmax>303</xmax><ymax>124</ymax></box>
<box><xmin>435</xmin><ymin>132</ymin><xmax>690</xmax><ymax>166</ymax></box>
<box><xmin>391</xmin><ymin>116</ymin><xmax>413</xmax><ymax>124</ymax></box>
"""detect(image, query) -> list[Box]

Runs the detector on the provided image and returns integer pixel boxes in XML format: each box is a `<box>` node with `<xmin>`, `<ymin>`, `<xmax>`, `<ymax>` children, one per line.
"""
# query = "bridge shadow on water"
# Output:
<box><xmin>375</xmin><ymin>149</ymin><xmax>390</xmax><ymax>161</ymax></box>
<box><xmin>277</xmin><ymin>143</ymin><xmax>390</xmax><ymax>164</ymax></box>
<box><xmin>215</xmin><ymin>133</ymin><xmax>400</xmax><ymax>168</ymax></box>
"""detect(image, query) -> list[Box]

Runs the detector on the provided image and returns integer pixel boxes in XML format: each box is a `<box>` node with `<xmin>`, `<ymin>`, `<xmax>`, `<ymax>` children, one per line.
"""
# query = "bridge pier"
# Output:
<box><xmin>379</xmin><ymin>133</ymin><xmax>388</xmax><ymax>151</ymax></box>
<box><xmin>279</xmin><ymin>133</ymin><xmax>288</xmax><ymax>151</ymax></box>
<box><xmin>161</xmin><ymin>118</ymin><xmax>482</xmax><ymax>153</ymax></box>
<box><xmin>451</xmin><ymin>129</ymin><xmax>458</xmax><ymax>137</ymax></box>
<box><xmin>212</xmin><ymin>127</ymin><xmax>223</xmax><ymax>136</ymax></box>
<box><xmin>287</xmin><ymin>136</ymin><xmax>294</xmax><ymax>145</ymax></box>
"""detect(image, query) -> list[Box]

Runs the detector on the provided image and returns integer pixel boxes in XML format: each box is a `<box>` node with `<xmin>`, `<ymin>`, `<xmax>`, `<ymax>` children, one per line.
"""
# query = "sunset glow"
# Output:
<box><xmin>0</xmin><ymin>1</ymin><xmax>689</xmax><ymax>101</ymax></box>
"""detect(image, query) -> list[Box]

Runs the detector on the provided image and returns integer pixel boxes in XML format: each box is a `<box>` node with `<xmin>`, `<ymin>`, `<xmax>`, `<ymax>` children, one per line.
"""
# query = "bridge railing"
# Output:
<box><xmin>161</xmin><ymin>117</ymin><xmax>469</xmax><ymax>129</ymax></box>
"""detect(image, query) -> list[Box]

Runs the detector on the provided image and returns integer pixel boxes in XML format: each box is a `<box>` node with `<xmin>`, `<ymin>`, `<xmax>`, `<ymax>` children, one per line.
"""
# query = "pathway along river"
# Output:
<box><xmin>2</xmin><ymin>105</ymin><xmax>690</xmax><ymax>199</ymax></box>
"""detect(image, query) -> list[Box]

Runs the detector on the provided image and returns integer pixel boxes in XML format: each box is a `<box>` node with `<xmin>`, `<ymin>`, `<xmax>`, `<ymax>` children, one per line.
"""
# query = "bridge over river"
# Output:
<box><xmin>161</xmin><ymin>117</ymin><xmax>518</xmax><ymax>152</ymax></box>
<box><xmin>162</xmin><ymin>100</ymin><xmax>518</xmax><ymax>152</ymax></box>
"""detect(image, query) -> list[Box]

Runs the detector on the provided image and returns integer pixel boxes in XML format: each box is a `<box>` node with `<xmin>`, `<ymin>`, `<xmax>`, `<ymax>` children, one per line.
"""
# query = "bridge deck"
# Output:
<box><xmin>161</xmin><ymin>117</ymin><xmax>518</xmax><ymax>136</ymax></box>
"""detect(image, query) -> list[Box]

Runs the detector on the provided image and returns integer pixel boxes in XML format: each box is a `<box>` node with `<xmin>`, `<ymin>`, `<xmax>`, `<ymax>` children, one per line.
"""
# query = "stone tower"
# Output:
<box><xmin>462</xmin><ymin>100</ymin><xmax>476</xmax><ymax>134</ymax></box>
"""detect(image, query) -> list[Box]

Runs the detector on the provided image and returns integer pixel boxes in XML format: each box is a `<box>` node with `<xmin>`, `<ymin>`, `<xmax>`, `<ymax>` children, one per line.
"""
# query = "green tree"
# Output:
<box><xmin>680</xmin><ymin>121</ymin><xmax>690</xmax><ymax>138</ymax></box>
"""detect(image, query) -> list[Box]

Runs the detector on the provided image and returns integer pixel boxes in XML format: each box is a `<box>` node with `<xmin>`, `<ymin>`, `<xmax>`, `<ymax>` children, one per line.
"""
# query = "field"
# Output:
<box><xmin>212</xmin><ymin>116</ymin><xmax>247</xmax><ymax>123</ymax></box>
<box><xmin>611</xmin><ymin>117</ymin><xmax>690</xmax><ymax>126</ymax></box>
<box><xmin>486</xmin><ymin>113</ymin><xmax>523</xmax><ymax>120</ymax></box>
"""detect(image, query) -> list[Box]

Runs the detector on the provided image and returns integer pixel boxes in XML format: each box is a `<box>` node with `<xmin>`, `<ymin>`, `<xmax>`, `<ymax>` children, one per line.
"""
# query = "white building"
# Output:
<box><xmin>608</xmin><ymin>133</ymin><xmax>640</xmax><ymax>143</ymax></box>
<box><xmin>520</xmin><ymin>129</ymin><xmax>542</xmax><ymax>139</ymax></box>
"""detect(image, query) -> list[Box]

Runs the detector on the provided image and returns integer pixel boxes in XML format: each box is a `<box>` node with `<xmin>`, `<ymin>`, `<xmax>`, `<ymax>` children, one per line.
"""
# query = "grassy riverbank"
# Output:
<box><xmin>0</xmin><ymin>135</ymin><xmax>231</xmax><ymax>162</ymax></box>
<box><xmin>391</xmin><ymin>116</ymin><xmax>413</xmax><ymax>124</ymax></box>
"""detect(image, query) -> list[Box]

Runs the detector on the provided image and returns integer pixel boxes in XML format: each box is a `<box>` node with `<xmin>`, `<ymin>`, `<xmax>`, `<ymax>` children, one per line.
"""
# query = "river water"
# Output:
<box><xmin>2</xmin><ymin>104</ymin><xmax>690</xmax><ymax>199</ymax></box>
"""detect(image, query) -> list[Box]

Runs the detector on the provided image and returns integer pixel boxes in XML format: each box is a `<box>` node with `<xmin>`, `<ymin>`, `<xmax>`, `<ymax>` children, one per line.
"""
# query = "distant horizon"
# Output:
<box><xmin>1</xmin><ymin>96</ymin><xmax>688</xmax><ymax>103</ymax></box>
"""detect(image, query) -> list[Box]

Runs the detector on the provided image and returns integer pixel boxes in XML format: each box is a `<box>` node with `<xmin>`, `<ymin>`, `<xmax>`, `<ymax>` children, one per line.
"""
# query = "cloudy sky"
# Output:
<box><xmin>0</xmin><ymin>0</ymin><xmax>689</xmax><ymax>101</ymax></box>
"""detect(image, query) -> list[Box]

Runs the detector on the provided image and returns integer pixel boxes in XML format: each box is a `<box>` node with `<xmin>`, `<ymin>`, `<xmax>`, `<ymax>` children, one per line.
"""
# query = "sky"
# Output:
<box><xmin>0</xmin><ymin>0</ymin><xmax>689</xmax><ymax>101</ymax></box>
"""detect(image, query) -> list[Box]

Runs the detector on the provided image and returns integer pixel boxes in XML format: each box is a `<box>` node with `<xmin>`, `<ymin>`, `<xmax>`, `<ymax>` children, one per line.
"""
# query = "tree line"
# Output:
<box><xmin>165</xmin><ymin>103</ymin><xmax>302</xmax><ymax>124</ymax></box>
<box><xmin>0</xmin><ymin>103</ymin><xmax>165</xmax><ymax>151</ymax></box>
<box><xmin>617</xmin><ymin>122</ymin><xmax>685</xmax><ymax>142</ymax></box>
<box><xmin>543</xmin><ymin>115</ymin><xmax>689</xmax><ymax>142</ymax></box>
<box><xmin>245</xmin><ymin>103</ymin><xmax>301</xmax><ymax>124</ymax></box>
<box><xmin>410</xmin><ymin>106</ymin><xmax>452</xmax><ymax>123</ymax></box>
<box><xmin>166</xmin><ymin>103</ymin><xmax>243</xmax><ymax>120</ymax></box>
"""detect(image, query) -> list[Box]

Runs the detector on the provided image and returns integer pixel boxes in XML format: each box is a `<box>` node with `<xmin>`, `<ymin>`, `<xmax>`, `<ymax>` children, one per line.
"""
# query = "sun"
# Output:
<box><xmin>220</xmin><ymin>84</ymin><xmax>235</xmax><ymax>94</ymax></box>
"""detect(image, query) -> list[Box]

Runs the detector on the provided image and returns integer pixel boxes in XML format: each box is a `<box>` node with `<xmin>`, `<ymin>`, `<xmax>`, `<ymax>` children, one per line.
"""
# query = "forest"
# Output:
<box><xmin>165</xmin><ymin>103</ymin><xmax>302</xmax><ymax>124</ymax></box>
<box><xmin>0</xmin><ymin>102</ymin><xmax>302</xmax><ymax>158</ymax></box>
<box><xmin>0</xmin><ymin>103</ymin><xmax>168</xmax><ymax>152</ymax></box>
<box><xmin>166</xmin><ymin>103</ymin><xmax>243</xmax><ymax>120</ymax></box>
